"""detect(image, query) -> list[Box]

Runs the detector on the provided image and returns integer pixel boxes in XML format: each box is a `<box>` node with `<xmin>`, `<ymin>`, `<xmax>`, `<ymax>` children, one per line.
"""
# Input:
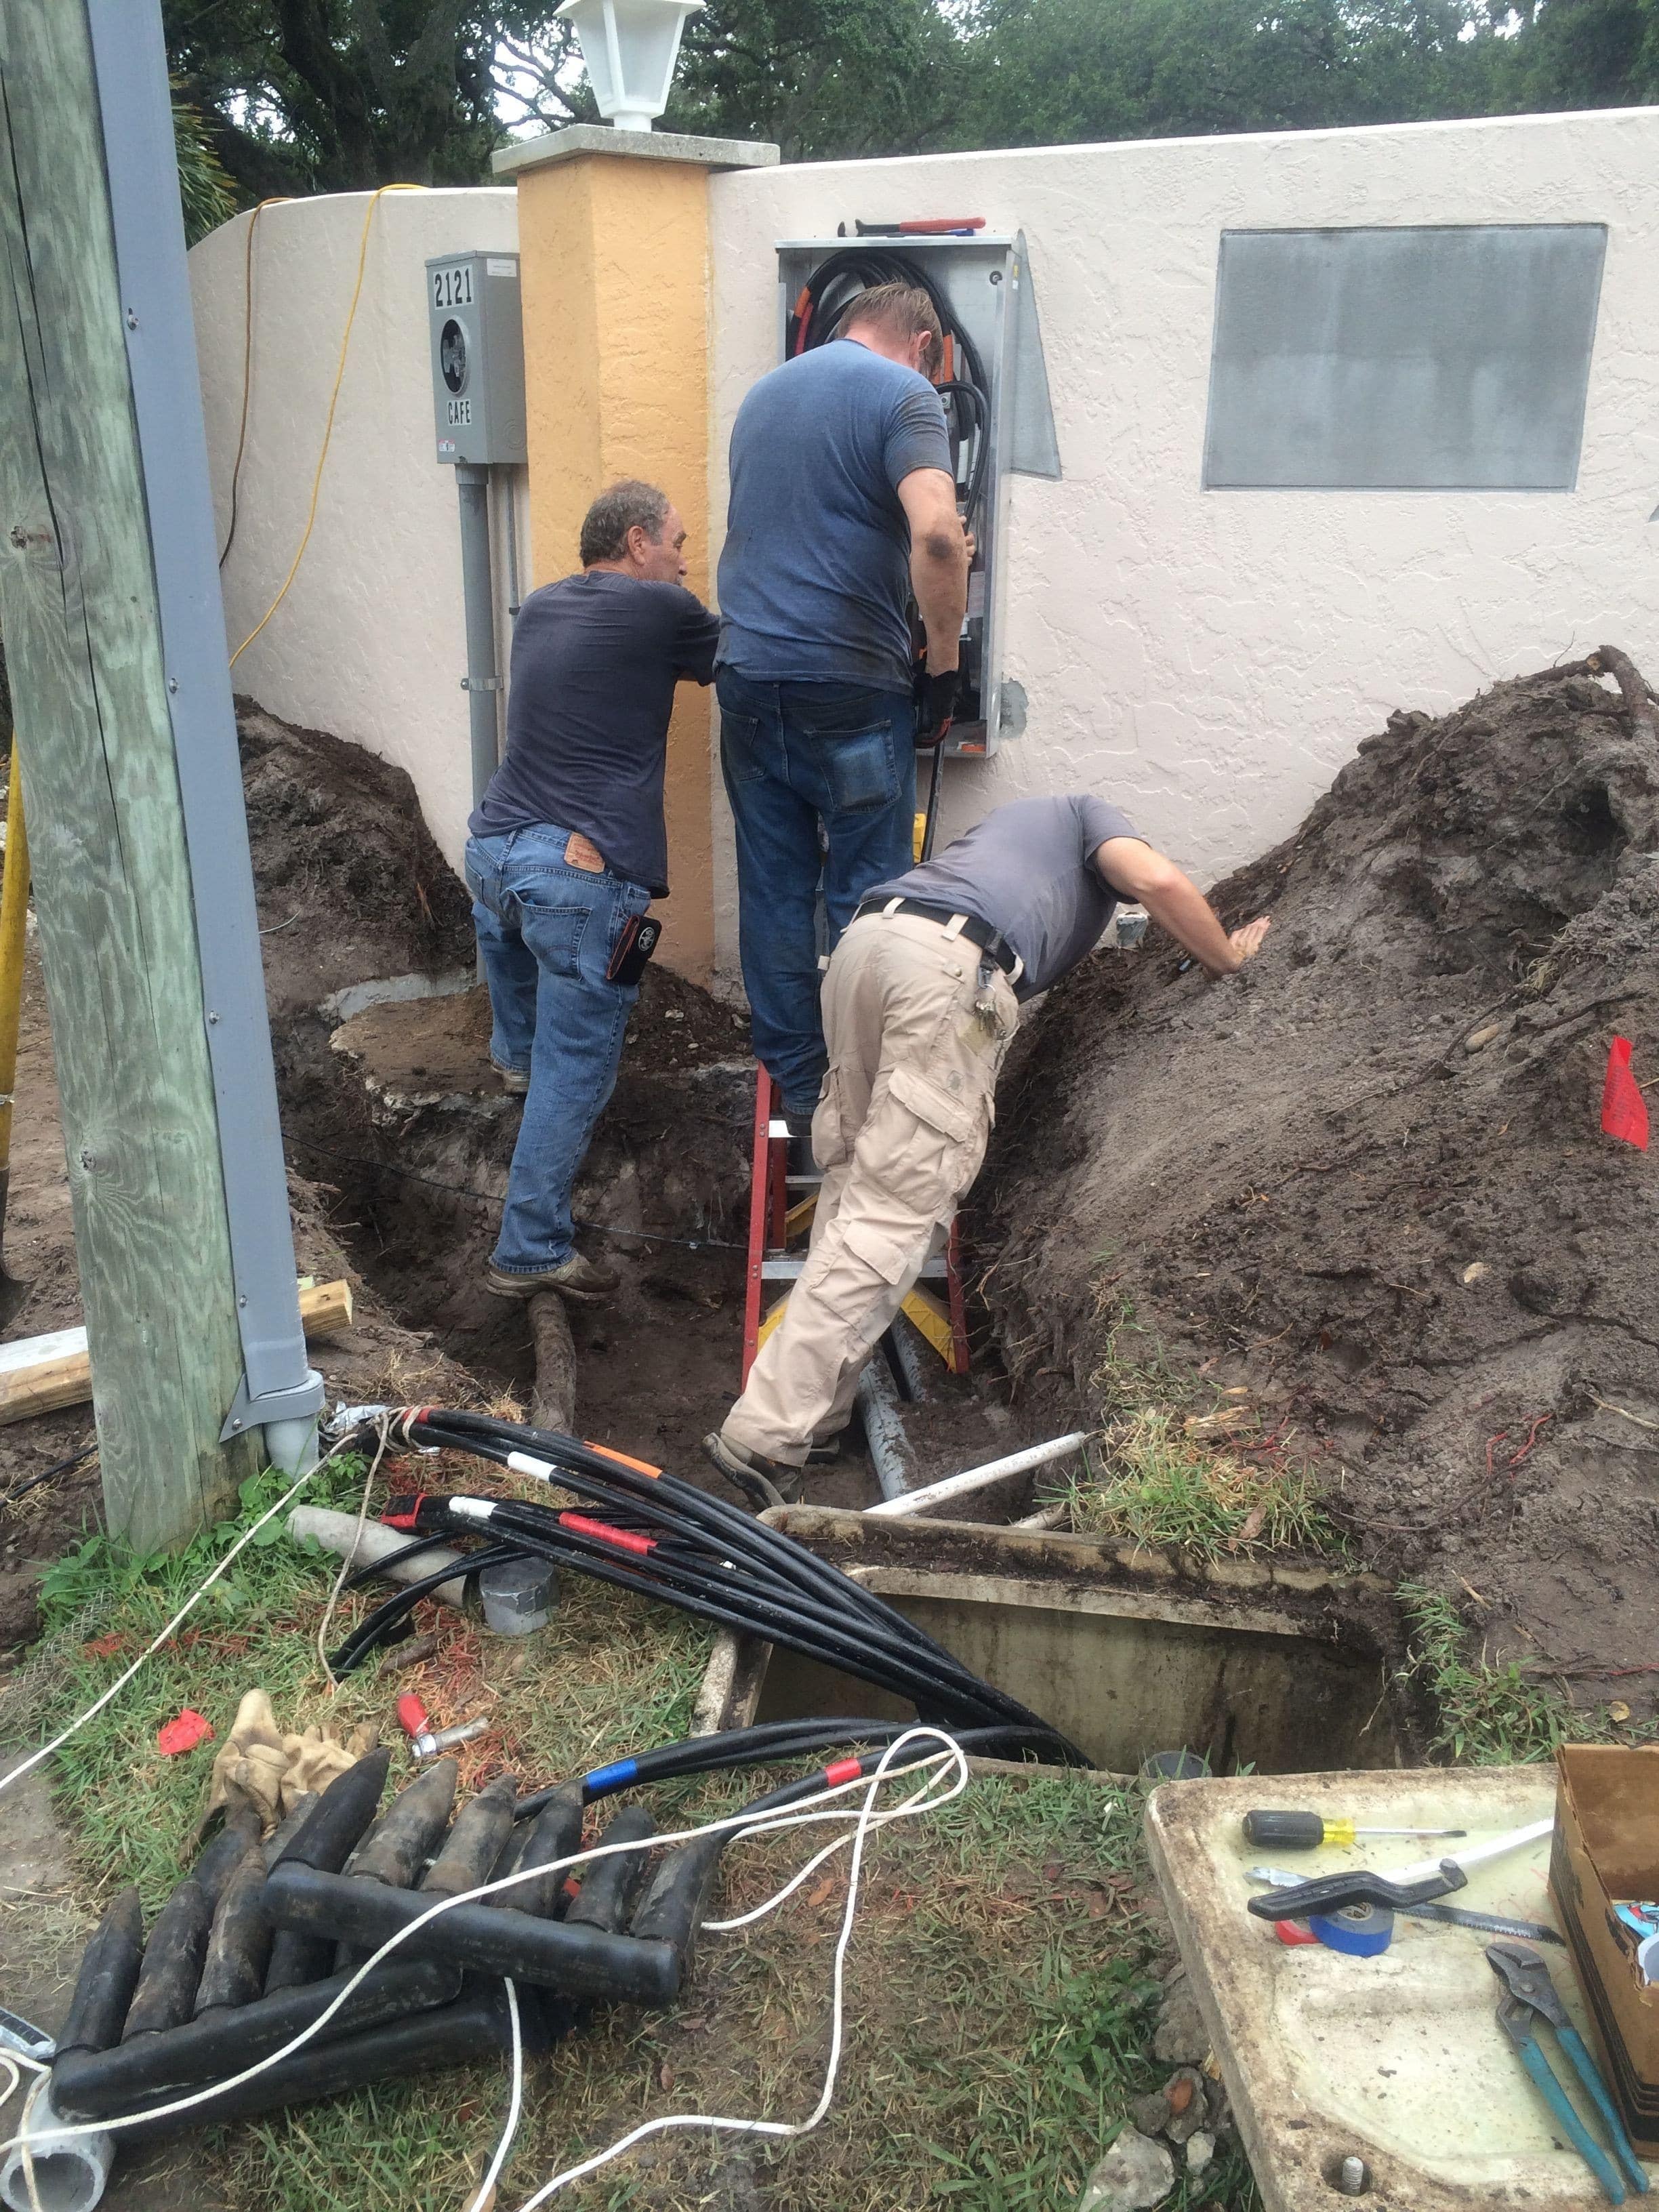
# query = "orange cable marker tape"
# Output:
<box><xmin>583</xmin><ymin>1442</ymin><xmax>662</xmax><ymax>1479</ymax></box>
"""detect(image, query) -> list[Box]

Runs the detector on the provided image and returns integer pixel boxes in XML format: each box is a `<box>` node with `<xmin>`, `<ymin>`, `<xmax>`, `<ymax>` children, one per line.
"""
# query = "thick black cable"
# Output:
<box><xmin>363</xmin><ymin>1409</ymin><xmax>1080</xmax><ymax>1750</ymax></box>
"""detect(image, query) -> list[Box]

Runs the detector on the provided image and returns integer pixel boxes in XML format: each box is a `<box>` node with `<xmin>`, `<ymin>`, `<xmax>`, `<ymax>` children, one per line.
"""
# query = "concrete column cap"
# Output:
<box><xmin>491</xmin><ymin>123</ymin><xmax>779</xmax><ymax>175</ymax></box>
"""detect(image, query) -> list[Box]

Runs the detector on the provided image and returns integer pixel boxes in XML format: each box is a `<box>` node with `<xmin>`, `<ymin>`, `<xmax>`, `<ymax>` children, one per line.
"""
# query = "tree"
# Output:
<box><xmin>172</xmin><ymin>85</ymin><xmax>238</xmax><ymax>243</ymax></box>
<box><xmin>662</xmin><ymin>0</ymin><xmax>967</xmax><ymax>159</ymax></box>
<box><xmin>163</xmin><ymin>0</ymin><xmax>525</xmax><ymax>197</ymax></box>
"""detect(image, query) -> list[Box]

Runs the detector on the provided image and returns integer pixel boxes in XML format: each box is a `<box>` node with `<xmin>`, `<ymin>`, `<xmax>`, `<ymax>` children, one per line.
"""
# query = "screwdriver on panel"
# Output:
<box><xmin>1242</xmin><ymin>1809</ymin><xmax>1468</xmax><ymax>1850</ymax></box>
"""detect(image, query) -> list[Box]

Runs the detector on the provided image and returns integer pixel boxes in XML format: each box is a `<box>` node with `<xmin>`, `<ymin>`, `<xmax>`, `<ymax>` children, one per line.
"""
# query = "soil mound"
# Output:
<box><xmin>237</xmin><ymin>700</ymin><xmax>474</xmax><ymax>1010</ymax></box>
<box><xmin>982</xmin><ymin>654</ymin><xmax>1659</xmax><ymax>1691</ymax></box>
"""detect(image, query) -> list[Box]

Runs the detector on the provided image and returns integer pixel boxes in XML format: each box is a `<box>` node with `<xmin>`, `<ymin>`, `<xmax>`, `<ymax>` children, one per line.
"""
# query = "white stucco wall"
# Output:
<box><xmin>707</xmin><ymin>108</ymin><xmax>1659</xmax><ymax>990</ymax></box>
<box><xmin>190</xmin><ymin>188</ymin><xmax>523</xmax><ymax>879</ymax></box>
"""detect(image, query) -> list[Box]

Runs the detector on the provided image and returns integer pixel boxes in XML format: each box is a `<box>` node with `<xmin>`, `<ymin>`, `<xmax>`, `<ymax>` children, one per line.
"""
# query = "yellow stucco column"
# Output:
<box><xmin>493</xmin><ymin>125</ymin><xmax>777</xmax><ymax>986</ymax></box>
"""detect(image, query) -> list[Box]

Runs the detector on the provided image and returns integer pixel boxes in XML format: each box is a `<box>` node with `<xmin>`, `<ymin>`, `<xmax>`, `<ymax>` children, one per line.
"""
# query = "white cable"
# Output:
<box><xmin>314</xmin><ymin>1420</ymin><xmax>388</xmax><ymax>1687</ymax></box>
<box><xmin>0</xmin><ymin>1733</ymin><xmax>967</xmax><ymax>2162</ymax></box>
<box><xmin>464</xmin><ymin>1980</ymin><xmax>522</xmax><ymax>2212</ymax></box>
<box><xmin>0</xmin><ymin>1432</ymin><xmax>361</xmax><ymax>1804</ymax></box>
<box><xmin>507</xmin><ymin>1731</ymin><xmax>969</xmax><ymax>2210</ymax></box>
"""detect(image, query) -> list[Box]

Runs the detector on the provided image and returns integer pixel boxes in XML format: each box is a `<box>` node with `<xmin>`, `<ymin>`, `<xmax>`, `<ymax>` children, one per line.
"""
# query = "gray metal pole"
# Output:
<box><xmin>455</xmin><ymin>464</ymin><xmax>501</xmax><ymax>809</ymax></box>
<box><xmin>85</xmin><ymin>1</ymin><xmax>321</xmax><ymax>1473</ymax></box>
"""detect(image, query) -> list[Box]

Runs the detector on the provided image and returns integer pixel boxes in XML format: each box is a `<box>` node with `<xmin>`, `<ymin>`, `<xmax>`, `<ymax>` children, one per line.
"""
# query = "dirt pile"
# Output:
<box><xmin>982</xmin><ymin>655</ymin><xmax>1659</xmax><ymax>1691</ymax></box>
<box><xmin>237</xmin><ymin>701</ymin><xmax>474</xmax><ymax>1010</ymax></box>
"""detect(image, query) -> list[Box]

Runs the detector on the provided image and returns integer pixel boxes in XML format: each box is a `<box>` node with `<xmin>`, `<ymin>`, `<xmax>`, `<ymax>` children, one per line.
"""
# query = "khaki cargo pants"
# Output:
<box><xmin>721</xmin><ymin>909</ymin><xmax>1019</xmax><ymax>1468</ymax></box>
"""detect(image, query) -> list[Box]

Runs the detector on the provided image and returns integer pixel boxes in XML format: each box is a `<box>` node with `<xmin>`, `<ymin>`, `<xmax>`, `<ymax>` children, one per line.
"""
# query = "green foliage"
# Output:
<box><xmin>664</xmin><ymin>0</ymin><xmax>968</xmax><ymax>158</ymax></box>
<box><xmin>1400</xmin><ymin>1583</ymin><xmax>1574</xmax><ymax>1763</ymax></box>
<box><xmin>172</xmin><ymin>86</ymin><xmax>238</xmax><ymax>244</ymax></box>
<box><xmin>1063</xmin><ymin>1414</ymin><xmax>1345</xmax><ymax>1560</ymax></box>
<box><xmin>161</xmin><ymin>0</ymin><xmax>1659</xmax><ymax>190</ymax></box>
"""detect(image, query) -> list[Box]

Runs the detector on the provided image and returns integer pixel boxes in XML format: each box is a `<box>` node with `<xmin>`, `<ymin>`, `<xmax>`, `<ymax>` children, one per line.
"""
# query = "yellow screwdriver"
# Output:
<box><xmin>1242</xmin><ymin>1810</ymin><xmax>1468</xmax><ymax>1850</ymax></box>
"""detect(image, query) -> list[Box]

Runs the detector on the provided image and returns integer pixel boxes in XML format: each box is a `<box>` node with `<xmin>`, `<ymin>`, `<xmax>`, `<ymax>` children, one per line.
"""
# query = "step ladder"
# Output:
<box><xmin>740</xmin><ymin>1067</ymin><xmax>970</xmax><ymax>1384</ymax></box>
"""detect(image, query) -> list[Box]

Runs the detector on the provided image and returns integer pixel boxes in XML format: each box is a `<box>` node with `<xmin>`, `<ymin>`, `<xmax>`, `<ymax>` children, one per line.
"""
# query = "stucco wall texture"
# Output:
<box><xmin>516</xmin><ymin>154</ymin><xmax>716</xmax><ymax>978</ymax></box>
<box><xmin>190</xmin><ymin>188</ymin><xmax>523</xmax><ymax>886</ymax></box>
<box><xmin>706</xmin><ymin>108</ymin><xmax>1659</xmax><ymax>991</ymax></box>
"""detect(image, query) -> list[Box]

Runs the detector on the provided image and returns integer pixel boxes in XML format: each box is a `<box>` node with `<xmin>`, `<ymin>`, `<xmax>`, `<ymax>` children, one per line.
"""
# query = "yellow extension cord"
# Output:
<box><xmin>228</xmin><ymin>182</ymin><xmax>426</xmax><ymax>669</ymax></box>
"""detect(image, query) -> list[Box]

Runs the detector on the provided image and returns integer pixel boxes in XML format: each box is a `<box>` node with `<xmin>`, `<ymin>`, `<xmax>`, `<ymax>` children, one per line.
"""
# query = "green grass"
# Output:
<box><xmin>218</xmin><ymin>1771</ymin><xmax>1259</xmax><ymax>2212</ymax></box>
<box><xmin>1058</xmin><ymin>1414</ymin><xmax>1344</xmax><ymax>1562</ymax></box>
<box><xmin>7</xmin><ymin>1459</ymin><xmax>1263</xmax><ymax>2212</ymax></box>
<box><xmin>1397</xmin><ymin>1584</ymin><xmax>1659</xmax><ymax>1764</ymax></box>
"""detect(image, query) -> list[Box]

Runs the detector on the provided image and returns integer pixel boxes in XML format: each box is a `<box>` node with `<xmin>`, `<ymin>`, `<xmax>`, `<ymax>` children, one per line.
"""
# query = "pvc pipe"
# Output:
<box><xmin>0</xmin><ymin>2089</ymin><xmax>113</xmax><ymax>2212</ymax></box>
<box><xmin>262</xmin><ymin>1414</ymin><xmax>319</xmax><ymax>1477</ymax></box>
<box><xmin>288</xmin><ymin>1508</ymin><xmax>470</xmax><ymax>1610</ymax></box>
<box><xmin>865</xmin><ymin>1432</ymin><xmax>1090</xmax><ymax>1519</ymax></box>
<box><xmin>855</xmin><ymin>1360</ymin><xmax>915</xmax><ymax>1502</ymax></box>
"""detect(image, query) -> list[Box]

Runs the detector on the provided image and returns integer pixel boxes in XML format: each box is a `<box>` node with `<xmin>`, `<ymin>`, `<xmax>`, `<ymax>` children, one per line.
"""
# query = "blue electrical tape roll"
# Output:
<box><xmin>1309</xmin><ymin>1903</ymin><xmax>1395</xmax><ymax>1957</ymax></box>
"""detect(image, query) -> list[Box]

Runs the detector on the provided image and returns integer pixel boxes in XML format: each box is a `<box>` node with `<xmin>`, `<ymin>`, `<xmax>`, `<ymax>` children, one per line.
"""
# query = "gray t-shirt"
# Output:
<box><xmin>867</xmin><ymin>794</ymin><xmax>1143</xmax><ymax>998</ymax></box>
<box><xmin>717</xmin><ymin>341</ymin><xmax>952</xmax><ymax>694</ymax></box>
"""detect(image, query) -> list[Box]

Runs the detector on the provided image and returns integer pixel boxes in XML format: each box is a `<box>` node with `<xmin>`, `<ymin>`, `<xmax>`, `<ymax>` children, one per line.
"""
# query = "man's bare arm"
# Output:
<box><xmin>1095</xmin><ymin>838</ymin><xmax>1271</xmax><ymax>978</ymax></box>
<box><xmin>897</xmin><ymin>468</ymin><xmax>968</xmax><ymax>674</ymax></box>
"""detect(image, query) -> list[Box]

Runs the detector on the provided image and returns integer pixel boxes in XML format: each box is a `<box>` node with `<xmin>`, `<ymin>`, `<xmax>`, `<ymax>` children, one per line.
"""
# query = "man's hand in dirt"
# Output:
<box><xmin>1225</xmin><ymin>916</ymin><xmax>1271</xmax><ymax>968</ymax></box>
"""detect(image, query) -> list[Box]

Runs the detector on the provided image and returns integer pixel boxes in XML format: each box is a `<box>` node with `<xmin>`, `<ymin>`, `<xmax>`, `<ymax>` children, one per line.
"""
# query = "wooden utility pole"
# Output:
<box><xmin>0</xmin><ymin>0</ymin><xmax>265</xmax><ymax>1545</ymax></box>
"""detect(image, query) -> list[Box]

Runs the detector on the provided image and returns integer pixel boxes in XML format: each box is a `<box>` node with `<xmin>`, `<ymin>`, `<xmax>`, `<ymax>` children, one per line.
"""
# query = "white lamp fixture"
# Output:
<box><xmin>554</xmin><ymin>0</ymin><xmax>705</xmax><ymax>131</ymax></box>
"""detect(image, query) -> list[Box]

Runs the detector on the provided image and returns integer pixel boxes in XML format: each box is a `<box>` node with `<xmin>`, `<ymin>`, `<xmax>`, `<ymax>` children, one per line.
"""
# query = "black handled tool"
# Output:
<box><xmin>1244</xmin><ymin>1810</ymin><xmax>1467</xmax><ymax>1851</ymax></box>
<box><xmin>1246</xmin><ymin>1862</ymin><xmax>1469</xmax><ymax>1923</ymax></box>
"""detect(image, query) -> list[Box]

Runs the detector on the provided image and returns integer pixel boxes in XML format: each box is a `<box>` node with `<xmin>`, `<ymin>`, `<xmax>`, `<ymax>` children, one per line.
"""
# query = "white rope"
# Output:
<box><xmin>464</xmin><ymin>1981</ymin><xmax>523</xmax><ymax>2212</ymax></box>
<box><xmin>0</xmin><ymin>1431</ymin><xmax>363</xmax><ymax>1804</ymax></box>
<box><xmin>0</xmin><ymin>1732</ymin><xmax>968</xmax><ymax>2171</ymax></box>
<box><xmin>315</xmin><ymin>1420</ymin><xmax>388</xmax><ymax>1687</ymax></box>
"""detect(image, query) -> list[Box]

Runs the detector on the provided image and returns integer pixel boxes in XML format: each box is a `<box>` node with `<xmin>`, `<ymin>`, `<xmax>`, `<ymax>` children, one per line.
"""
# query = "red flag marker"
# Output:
<box><xmin>1601</xmin><ymin>1037</ymin><xmax>1650</xmax><ymax>1150</ymax></box>
<box><xmin>156</xmin><ymin>1707</ymin><xmax>213</xmax><ymax>1757</ymax></box>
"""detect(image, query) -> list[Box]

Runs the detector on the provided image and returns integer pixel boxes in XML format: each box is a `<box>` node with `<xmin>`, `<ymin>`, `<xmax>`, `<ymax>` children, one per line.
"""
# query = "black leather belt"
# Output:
<box><xmin>853</xmin><ymin>897</ymin><xmax>1022</xmax><ymax>979</ymax></box>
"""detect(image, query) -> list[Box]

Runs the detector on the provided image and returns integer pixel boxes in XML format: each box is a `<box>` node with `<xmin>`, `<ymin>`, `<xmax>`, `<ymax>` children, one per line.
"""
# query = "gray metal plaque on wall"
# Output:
<box><xmin>1202</xmin><ymin>224</ymin><xmax>1606</xmax><ymax>491</ymax></box>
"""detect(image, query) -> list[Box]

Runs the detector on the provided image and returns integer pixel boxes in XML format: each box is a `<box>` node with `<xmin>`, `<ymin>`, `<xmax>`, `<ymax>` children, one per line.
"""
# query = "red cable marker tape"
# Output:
<box><xmin>558</xmin><ymin>1511</ymin><xmax>655</xmax><ymax>1557</ymax></box>
<box><xmin>380</xmin><ymin>1496</ymin><xmax>424</xmax><ymax>1532</ymax></box>
<box><xmin>157</xmin><ymin>1708</ymin><xmax>214</xmax><ymax>1757</ymax></box>
<box><xmin>1601</xmin><ymin>1036</ymin><xmax>1650</xmax><ymax>1149</ymax></box>
<box><xmin>823</xmin><ymin>1757</ymin><xmax>863</xmax><ymax>1788</ymax></box>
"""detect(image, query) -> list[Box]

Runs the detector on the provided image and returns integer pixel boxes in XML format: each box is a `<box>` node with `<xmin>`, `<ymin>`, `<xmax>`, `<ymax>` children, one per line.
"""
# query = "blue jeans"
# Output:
<box><xmin>465</xmin><ymin>827</ymin><xmax>652</xmax><ymax>1275</ymax></box>
<box><xmin>717</xmin><ymin>671</ymin><xmax>916</xmax><ymax>1118</ymax></box>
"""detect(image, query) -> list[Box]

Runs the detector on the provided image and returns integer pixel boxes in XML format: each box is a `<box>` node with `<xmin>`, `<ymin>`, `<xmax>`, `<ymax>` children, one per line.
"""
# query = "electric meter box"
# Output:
<box><xmin>425</xmin><ymin>251</ymin><xmax>527</xmax><ymax>466</ymax></box>
<box><xmin>773</xmin><ymin>232</ymin><xmax>1059</xmax><ymax>758</ymax></box>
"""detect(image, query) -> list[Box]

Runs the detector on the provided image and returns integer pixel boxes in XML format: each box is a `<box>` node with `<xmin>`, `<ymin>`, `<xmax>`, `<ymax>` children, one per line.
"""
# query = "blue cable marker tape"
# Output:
<box><xmin>583</xmin><ymin>1758</ymin><xmax>639</xmax><ymax>1798</ymax></box>
<box><xmin>1309</xmin><ymin>1904</ymin><xmax>1395</xmax><ymax>1957</ymax></box>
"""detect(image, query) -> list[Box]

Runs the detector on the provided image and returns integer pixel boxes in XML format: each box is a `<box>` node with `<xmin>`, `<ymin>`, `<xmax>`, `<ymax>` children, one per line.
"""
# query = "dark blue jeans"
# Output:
<box><xmin>465</xmin><ymin>826</ymin><xmax>651</xmax><ymax>1275</ymax></box>
<box><xmin>717</xmin><ymin>671</ymin><xmax>916</xmax><ymax>1118</ymax></box>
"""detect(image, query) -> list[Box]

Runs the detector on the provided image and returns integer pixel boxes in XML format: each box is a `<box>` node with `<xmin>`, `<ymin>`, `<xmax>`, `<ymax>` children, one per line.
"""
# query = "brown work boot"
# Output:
<box><xmin>485</xmin><ymin>1253</ymin><xmax>618</xmax><ymax>1303</ymax></box>
<box><xmin>701</xmin><ymin>1433</ymin><xmax>804</xmax><ymax>1511</ymax></box>
<box><xmin>491</xmin><ymin>1059</ymin><xmax>531</xmax><ymax>1096</ymax></box>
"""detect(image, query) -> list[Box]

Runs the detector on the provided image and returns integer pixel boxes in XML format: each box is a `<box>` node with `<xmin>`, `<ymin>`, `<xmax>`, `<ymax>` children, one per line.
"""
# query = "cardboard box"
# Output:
<box><xmin>1551</xmin><ymin>1744</ymin><xmax>1659</xmax><ymax>2151</ymax></box>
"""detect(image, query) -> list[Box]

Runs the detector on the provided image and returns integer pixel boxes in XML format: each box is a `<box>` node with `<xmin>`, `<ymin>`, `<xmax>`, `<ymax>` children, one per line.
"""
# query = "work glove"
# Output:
<box><xmin>914</xmin><ymin>666</ymin><xmax>959</xmax><ymax>750</ymax></box>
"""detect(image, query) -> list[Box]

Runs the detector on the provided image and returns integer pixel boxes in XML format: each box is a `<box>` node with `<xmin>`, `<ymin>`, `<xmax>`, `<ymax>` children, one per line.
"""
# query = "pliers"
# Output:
<box><xmin>1488</xmin><ymin>1941</ymin><xmax>1651</xmax><ymax>2202</ymax></box>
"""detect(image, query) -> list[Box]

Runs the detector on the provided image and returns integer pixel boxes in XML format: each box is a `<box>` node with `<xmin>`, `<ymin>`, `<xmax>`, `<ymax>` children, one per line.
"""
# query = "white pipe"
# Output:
<box><xmin>287</xmin><ymin>1507</ymin><xmax>470</xmax><ymax>1609</ymax></box>
<box><xmin>0</xmin><ymin>2089</ymin><xmax>114</xmax><ymax>2212</ymax></box>
<box><xmin>865</xmin><ymin>1432</ymin><xmax>1090</xmax><ymax>1519</ymax></box>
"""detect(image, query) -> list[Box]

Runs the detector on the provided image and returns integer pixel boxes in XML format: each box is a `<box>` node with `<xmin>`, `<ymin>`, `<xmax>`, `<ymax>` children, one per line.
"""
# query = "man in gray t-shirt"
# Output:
<box><xmin>703</xmin><ymin>793</ymin><xmax>1271</xmax><ymax>1505</ymax></box>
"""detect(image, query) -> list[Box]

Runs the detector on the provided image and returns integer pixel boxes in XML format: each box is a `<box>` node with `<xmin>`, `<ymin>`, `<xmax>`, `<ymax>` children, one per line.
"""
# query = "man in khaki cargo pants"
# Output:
<box><xmin>703</xmin><ymin>794</ymin><xmax>1271</xmax><ymax>1506</ymax></box>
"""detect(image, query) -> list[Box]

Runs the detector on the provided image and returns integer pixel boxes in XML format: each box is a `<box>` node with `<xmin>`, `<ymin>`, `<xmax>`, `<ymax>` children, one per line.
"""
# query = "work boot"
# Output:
<box><xmin>491</xmin><ymin>1059</ymin><xmax>531</xmax><ymax>1096</ymax></box>
<box><xmin>484</xmin><ymin>1253</ymin><xmax>618</xmax><ymax>1303</ymax></box>
<box><xmin>701</xmin><ymin>1433</ymin><xmax>804</xmax><ymax>1512</ymax></box>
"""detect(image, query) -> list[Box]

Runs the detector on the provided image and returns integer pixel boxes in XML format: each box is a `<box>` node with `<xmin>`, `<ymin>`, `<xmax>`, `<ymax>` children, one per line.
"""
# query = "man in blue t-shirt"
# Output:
<box><xmin>467</xmin><ymin>479</ymin><xmax>718</xmax><ymax>1305</ymax></box>
<box><xmin>716</xmin><ymin>281</ymin><xmax>970</xmax><ymax>1132</ymax></box>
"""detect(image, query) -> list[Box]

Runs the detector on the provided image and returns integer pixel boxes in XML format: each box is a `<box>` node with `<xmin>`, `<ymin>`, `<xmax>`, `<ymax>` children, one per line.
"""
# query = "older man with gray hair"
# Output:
<box><xmin>468</xmin><ymin>478</ymin><xmax>718</xmax><ymax>1303</ymax></box>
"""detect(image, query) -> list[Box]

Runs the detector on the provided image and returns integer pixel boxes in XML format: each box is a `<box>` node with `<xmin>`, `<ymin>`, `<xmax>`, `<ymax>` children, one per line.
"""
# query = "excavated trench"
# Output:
<box><xmin>234</xmin><ymin>701</ymin><xmax>1431</xmax><ymax>1770</ymax></box>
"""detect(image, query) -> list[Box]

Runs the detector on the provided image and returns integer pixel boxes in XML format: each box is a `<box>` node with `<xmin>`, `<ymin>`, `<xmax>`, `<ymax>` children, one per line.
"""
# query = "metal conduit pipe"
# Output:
<box><xmin>455</xmin><ymin>461</ymin><xmax>502</xmax><ymax>812</ymax></box>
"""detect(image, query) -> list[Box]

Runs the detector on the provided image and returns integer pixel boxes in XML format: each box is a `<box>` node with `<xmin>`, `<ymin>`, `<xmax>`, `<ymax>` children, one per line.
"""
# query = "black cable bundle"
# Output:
<box><xmin>329</xmin><ymin>1408</ymin><xmax>1086</xmax><ymax>1767</ymax></box>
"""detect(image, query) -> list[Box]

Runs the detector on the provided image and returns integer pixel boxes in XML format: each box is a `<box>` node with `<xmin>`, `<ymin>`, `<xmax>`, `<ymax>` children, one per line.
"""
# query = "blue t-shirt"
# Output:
<box><xmin>717</xmin><ymin>341</ymin><xmax>952</xmax><ymax>693</ymax></box>
<box><xmin>470</xmin><ymin>571</ymin><xmax>718</xmax><ymax>897</ymax></box>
